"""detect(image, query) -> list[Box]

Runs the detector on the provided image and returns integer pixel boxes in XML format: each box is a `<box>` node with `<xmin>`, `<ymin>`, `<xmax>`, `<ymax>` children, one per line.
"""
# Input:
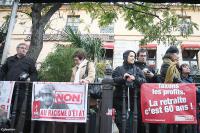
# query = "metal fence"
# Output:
<box><xmin>0</xmin><ymin>77</ymin><xmax>199</xmax><ymax>133</ymax></box>
<box><xmin>0</xmin><ymin>78</ymin><xmax>113</xmax><ymax>133</ymax></box>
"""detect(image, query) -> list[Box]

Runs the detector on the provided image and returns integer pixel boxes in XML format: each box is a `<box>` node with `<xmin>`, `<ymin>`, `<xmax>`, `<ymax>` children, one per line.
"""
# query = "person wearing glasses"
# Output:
<box><xmin>135</xmin><ymin>48</ymin><xmax>161</xmax><ymax>83</ymax></box>
<box><xmin>0</xmin><ymin>43</ymin><xmax>37</xmax><ymax>81</ymax></box>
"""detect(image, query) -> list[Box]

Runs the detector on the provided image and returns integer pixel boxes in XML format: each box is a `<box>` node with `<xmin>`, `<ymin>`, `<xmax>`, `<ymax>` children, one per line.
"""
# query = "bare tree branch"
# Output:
<box><xmin>48</xmin><ymin>26</ymin><xmax>63</xmax><ymax>34</ymax></box>
<box><xmin>40</xmin><ymin>3</ymin><xmax>62</xmax><ymax>26</ymax></box>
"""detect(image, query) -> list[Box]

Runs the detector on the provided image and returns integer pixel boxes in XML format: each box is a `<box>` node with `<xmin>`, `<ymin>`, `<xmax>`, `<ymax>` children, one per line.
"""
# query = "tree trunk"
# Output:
<box><xmin>0</xmin><ymin>34</ymin><xmax>6</xmax><ymax>61</ymax></box>
<box><xmin>27</xmin><ymin>3</ymin><xmax>62</xmax><ymax>62</ymax></box>
<box><xmin>27</xmin><ymin>3</ymin><xmax>43</xmax><ymax>62</ymax></box>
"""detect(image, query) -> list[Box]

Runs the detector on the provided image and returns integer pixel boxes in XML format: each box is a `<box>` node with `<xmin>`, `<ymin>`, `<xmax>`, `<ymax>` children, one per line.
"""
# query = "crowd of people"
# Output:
<box><xmin>0</xmin><ymin>43</ymin><xmax>191</xmax><ymax>86</ymax></box>
<box><xmin>112</xmin><ymin>46</ymin><xmax>197</xmax><ymax>133</ymax></box>
<box><xmin>0</xmin><ymin>42</ymin><xmax>198</xmax><ymax>133</ymax></box>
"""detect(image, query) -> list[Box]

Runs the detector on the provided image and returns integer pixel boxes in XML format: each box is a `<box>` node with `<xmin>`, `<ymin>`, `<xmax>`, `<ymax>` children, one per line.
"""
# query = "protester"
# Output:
<box><xmin>70</xmin><ymin>49</ymin><xmax>95</xmax><ymax>84</ymax></box>
<box><xmin>0</xmin><ymin>43</ymin><xmax>37</xmax><ymax>132</ymax></box>
<box><xmin>160</xmin><ymin>46</ymin><xmax>183</xmax><ymax>133</ymax></box>
<box><xmin>135</xmin><ymin>48</ymin><xmax>160</xmax><ymax>83</ymax></box>
<box><xmin>178</xmin><ymin>63</ymin><xmax>196</xmax><ymax>133</ymax></box>
<box><xmin>112</xmin><ymin>50</ymin><xmax>146</xmax><ymax>133</ymax></box>
<box><xmin>160</xmin><ymin>46</ymin><xmax>182</xmax><ymax>83</ymax></box>
<box><xmin>70</xmin><ymin>49</ymin><xmax>95</xmax><ymax>133</ymax></box>
<box><xmin>179</xmin><ymin>63</ymin><xmax>193</xmax><ymax>83</ymax></box>
<box><xmin>135</xmin><ymin>48</ymin><xmax>162</xmax><ymax>133</ymax></box>
<box><xmin>39</xmin><ymin>84</ymin><xmax>67</xmax><ymax>109</ymax></box>
<box><xmin>0</xmin><ymin>43</ymin><xmax>37</xmax><ymax>81</ymax></box>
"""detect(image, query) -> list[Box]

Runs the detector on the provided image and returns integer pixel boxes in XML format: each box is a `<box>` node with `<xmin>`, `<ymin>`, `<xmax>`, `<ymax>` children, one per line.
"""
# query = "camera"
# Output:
<box><xmin>143</xmin><ymin>68</ymin><xmax>151</xmax><ymax>74</ymax></box>
<box><xmin>146</xmin><ymin>70</ymin><xmax>151</xmax><ymax>73</ymax></box>
<box><xmin>125</xmin><ymin>75</ymin><xmax>130</xmax><ymax>79</ymax></box>
<box><xmin>19</xmin><ymin>72</ymin><xmax>29</xmax><ymax>81</ymax></box>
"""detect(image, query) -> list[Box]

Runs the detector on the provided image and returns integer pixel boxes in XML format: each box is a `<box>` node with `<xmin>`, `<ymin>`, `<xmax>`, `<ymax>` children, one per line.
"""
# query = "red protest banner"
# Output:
<box><xmin>31</xmin><ymin>82</ymin><xmax>88</xmax><ymax>123</ymax></box>
<box><xmin>141</xmin><ymin>83</ymin><xmax>197</xmax><ymax>124</ymax></box>
<box><xmin>0</xmin><ymin>81</ymin><xmax>15</xmax><ymax>119</ymax></box>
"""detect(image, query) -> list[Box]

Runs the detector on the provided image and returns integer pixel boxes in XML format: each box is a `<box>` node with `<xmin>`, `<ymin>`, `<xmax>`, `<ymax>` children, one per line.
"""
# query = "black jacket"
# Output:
<box><xmin>112</xmin><ymin>63</ymin><xmax>146</xmax><ymax>111</ymax></box>
<box><xmin>135</xmin><ymin>61</ymin><xmax>148</xmax><ymax>71</ymax></box>
<box><xmin>181</xmin><ymin>75</ymin><xmax>193</xmax><ymax>83</ymax></box>
<box><xmin>0</xmin><ymin>55</ymin><xmax>37</xmax><ymax>81</ymax></box>
<box><xmin>135</xmin><ymin>61</ymin><xmax>160</xmax><ymax>83</ymax></box>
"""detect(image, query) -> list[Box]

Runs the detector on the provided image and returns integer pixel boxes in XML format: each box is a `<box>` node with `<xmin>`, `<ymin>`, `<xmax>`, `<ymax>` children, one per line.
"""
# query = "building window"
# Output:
<box><xmin>102</xmin><ymin>42</ymin><xmax>114</xmax><ymax>61</ymax></box>
<box><xmin>182</xmin><ymin>50</ymin><xmax>199</xmax><ymax>75</ymax></box>
<box><xmin>178</xmin><ymin>16</ymin><xmax>191</xmax><ymax>36</ymax></box>
<box><xmin>140</xmin><ymin>44</ymin><xmax>157</xmax><ymax>69</ymax></box>
<box><xmin>66</xmin><ymin>15</ymin><xmax>80</xmax><ymax>33</ymax></box>
<box><xmin>104</xmin><ymin>49</ymin><xmax>113</xmax><ymax>60</ymax></box>
<box><xmin>100</xmin><ymin>24</ymin><xmax>114</xmax><ymax>34</ymax></box>
<box><xmin>0</xmin><ymin>0</ymin><xmax>13</xmax><ymax>5</ymax></box>
<box><xmin>147</xmin><ymin>50</ymin><xmax>157</xmax><ymax>69</ymax></box>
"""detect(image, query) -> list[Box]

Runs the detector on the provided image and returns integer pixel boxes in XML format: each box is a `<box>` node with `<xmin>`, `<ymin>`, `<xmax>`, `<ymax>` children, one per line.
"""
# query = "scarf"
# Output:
<box><xmin>163</xmin><ymin>58</ymin><xmax>180</xmax><ymax>83</ymax></box>
<box><xmin>74</xmin><ymin>59</ymin><xmax>87</xmax><ymax>83</ymax></box>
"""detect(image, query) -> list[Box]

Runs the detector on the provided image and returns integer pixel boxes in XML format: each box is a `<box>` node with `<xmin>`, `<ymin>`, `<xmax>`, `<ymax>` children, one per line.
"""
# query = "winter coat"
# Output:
<box><xmin>135</xmin><ymin>61</ymin><xmax>161</xmax><ymax>83</ymax></box>
<box><xmin>160</xmin><ymin>58</ymin><xmax>182</xmax><ymax>83</ymax></box>
<box><xmin>112</xmin><ymin>63</ymin><xmax>146</xmax><ymax>111</ymax></box>
<box><xmin>70</xmin><ymin>60</ymin><xmax>95</xmax><ymax>83</ymax></box>
<box><xmin>0</xmin><ymin>55</ymin><xmax>37</xmax><ymax>81</ymax></box>
<box><xmin>181</xmin><ymin>75</ymin><xmax>193</xmax><ymax>83</ymax></box>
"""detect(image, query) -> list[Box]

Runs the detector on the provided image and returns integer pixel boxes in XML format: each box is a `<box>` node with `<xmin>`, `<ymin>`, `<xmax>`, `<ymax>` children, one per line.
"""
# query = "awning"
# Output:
<box><xmin>181</xmin><ymin>44</ymin><xmax>200</xmax><ymax>50</ymax></box>
<box><xmin>140</xmin><ymin>44</ymin><xmax>157</xmax><ymax>49</ymax></box>
<box><xmin>102</xmin><ymin>42</ymin><xmax>114</xmax><ymax>49</ymax></box>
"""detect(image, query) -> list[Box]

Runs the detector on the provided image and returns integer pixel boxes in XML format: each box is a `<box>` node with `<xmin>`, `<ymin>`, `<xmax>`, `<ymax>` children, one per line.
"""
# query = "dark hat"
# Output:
<box><xmin>123</xmin><ymin>50</ymin><xmax>136</xmax><ymax>61</ymax></box>
<box><xmin>165</xmin><ymin>46</ymin><xmax>179</xmax><ymax>54</ymax></box>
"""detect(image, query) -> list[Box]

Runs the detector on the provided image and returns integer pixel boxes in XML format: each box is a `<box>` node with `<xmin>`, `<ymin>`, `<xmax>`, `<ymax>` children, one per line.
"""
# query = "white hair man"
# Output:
<box><xmin>0</xmin><ymin>43</ymin><xmax>37</xmax><ymax>81</ymax></box>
